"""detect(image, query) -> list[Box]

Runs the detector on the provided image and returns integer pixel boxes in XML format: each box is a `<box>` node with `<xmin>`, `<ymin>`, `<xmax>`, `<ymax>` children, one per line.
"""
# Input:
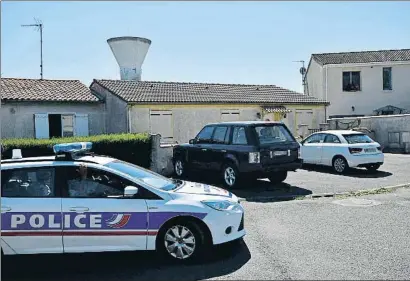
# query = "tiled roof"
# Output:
<box><xmin>93</xmin><ymin>79</ymin><xmax>328</xmax><ymax>105</ymax></box>
<box><xmin>1</xmin><ymin>78</ymin><xmax>100</xmax><ymax>102</ymax></box>
<box><xmin>312</xmin><ymin>49</ymin><xmax>410</xmax><ymax>65</ymax></box>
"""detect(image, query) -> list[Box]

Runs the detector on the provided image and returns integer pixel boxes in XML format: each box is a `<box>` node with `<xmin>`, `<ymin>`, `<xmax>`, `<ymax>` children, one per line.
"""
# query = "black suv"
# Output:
<box><xmin>172</xmin><ymin>121</ymin><xmax>302</xmax><ymax>188</ymax></box>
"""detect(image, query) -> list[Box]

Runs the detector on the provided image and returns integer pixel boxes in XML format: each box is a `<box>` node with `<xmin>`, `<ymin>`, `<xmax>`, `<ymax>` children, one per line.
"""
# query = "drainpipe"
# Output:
<box><xmin>325</xmin><ymin>65</ymin><xmax>329</xmax><ymax>121</ymax></box>
<box><xmin>128</xmin><ymin>106</ymin><xmax>132</xmax><ymax>133</ymax></box>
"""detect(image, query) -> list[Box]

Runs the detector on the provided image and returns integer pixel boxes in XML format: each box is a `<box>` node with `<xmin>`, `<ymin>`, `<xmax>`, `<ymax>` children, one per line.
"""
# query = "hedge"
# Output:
<box><xmin>1</xmin><ymin>133</ymin><xmax>152</xmax><ymax>168</ymax></box>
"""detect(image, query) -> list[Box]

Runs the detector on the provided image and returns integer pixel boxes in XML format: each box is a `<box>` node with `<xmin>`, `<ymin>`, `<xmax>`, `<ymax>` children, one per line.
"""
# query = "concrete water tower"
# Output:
<box><xmin>107</xmin><ymin>36</ymin><xmax>152</xmax><ymax>81</ymax></box>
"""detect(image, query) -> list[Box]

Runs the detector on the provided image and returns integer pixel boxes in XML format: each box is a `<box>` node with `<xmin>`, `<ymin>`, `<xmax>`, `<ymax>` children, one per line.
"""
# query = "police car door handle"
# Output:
<box><xmin>69</xmin><ymin>207</ymin><xmax>89</xmax><ymax>212</ymax></box>
<box><xmin>1</xmin><ymin>206</ymin><xmax>11</xmax><ymax>213</ymax></box>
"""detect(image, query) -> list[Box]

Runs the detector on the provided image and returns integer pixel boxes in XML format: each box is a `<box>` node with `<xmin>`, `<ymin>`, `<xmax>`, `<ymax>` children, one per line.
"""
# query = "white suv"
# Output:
<box><xmin>1</xmin><ymin>142</ymin><xmax>245</xmax><ymax>262</ymax></box>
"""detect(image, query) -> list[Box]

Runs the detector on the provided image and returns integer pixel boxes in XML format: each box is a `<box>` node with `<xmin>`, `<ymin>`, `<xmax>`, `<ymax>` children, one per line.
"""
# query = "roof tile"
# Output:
<box><xmin>1</xmin><ymin>78</ymin><xmax>100</xmax><ymax>102</ymax></box>
<box><xmin>312</xmin><ymin>49</ymin><xmax>410</xmax><ymax>65</ymax></box>
<box><xmin>94</xmin><ymin>79</ymin><xmax>328</xmax><ymax>105</ymax></box>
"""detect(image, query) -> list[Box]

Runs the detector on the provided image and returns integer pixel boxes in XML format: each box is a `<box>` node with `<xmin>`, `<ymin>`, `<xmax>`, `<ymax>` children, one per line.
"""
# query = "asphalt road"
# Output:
<box><xmin>185</xmin><ymin>153</ymin><xmax>410</xmax><ymax>201</ymax></box>
<box><xmin>3</xmin><ymin>187</ymin><xmax>410</xmax><ymax>280</ymax></box>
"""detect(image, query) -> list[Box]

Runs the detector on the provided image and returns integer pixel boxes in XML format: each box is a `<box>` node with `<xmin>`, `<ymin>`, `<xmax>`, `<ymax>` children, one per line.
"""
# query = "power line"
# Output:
<box><xmin>21</xmin><ymin>18</ymin><xmax>43</xmax><ymax>79</ymax></box>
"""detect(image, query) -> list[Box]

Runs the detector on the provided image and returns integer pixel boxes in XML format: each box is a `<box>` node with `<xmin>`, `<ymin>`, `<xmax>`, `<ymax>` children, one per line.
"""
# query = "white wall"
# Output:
<box><xmin>129</xmin><ymin>105</ymin><xmax>326</xmax><ymax>144</ymax></box>
<box><xmin>305</xmin><ymin>59</ymin><xmax>324</xmax><ymax>99</ymax></box>
<box><xmin>1</xmin><ymin>102</ymin><xmax>105</xmax><ymax>139</ymax></box>
<box><xmin>321</xmin><ymin>62</ymin><xmax>410</xmax><ymax>117</ymax></box>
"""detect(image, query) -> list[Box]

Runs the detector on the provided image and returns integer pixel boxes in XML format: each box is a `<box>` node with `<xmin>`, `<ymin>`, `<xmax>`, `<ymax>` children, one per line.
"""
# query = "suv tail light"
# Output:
<box><xmin>249</xmin><ymin>152</ymin><xmax>260</xmax><ymax>163</ymax></box>
<box><xmin>298</xmin><ymin>147</ymin><xmax>301</xmax><ymax>159</ymax></box>
<box><xmin>349</xmin><ymin>147</ymin><xmax>363</xmax><ymax>154</ymax></box>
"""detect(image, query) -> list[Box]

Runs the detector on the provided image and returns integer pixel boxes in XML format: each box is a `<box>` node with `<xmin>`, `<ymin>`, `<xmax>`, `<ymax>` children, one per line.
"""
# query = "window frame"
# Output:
<box><xmin>342</xmin><ymin>71</ymin><xmax>361</xmax><ymax>92</ymax></box>
<box><xmin>302</xmin><ymin>133</ymin><xmax>326</xmax><ymax>145</ymax></box>
<box><xmin>195</xmin><ymin>126</ymin><xmax>215</xmax><ymax>144</ymax></box>
<box><xmin>324</xmin><ymin>134</ymin><xmax>341</xmax><ymax>144</ymax></box>
<box><xmin>60</xmin><ymin>165</ymin><xmax>162</xmax><ymax>200</ymax></box>
<box><xmin>231</xmin><ymin>126</ymin><xmax>249</xmax><ymax>145</ymax></box>
<box><xmin>1</xmin><ymin>166</ymin><xmax>60</xmax><ymax>198</ymax></box>
<box><xmin>382</xmin><ymin>67</ymin><xmax>392</xmax><ymax>91</ymax></box>
<box><xmin>211</xmin><ymin>126</ymin><xmax>229</xmax><ymax>144</ymax></box>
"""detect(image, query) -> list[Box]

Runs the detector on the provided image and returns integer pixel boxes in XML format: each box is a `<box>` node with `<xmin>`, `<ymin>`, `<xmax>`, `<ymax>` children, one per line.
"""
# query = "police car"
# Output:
<box><xmin>1</xmin><ymin>142</ymin><xmax>245</xmax><ymax>262</ymax></box>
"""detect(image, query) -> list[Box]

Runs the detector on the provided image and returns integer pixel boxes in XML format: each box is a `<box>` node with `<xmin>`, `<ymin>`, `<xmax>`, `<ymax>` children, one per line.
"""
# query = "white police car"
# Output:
<box><xmin>1</xmin><ymin>142</ymin><xmax>245</xmax><ymax>261</ymax></box>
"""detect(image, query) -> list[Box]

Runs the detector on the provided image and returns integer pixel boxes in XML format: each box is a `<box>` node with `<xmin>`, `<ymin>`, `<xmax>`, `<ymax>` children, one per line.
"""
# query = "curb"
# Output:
<box><xmin>238</xmin><ymin>183</ymin><xmax>410</xmax><ymax>203</ymax></box>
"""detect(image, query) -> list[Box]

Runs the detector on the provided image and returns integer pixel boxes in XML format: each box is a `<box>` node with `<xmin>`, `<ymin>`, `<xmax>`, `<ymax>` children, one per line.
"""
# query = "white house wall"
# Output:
<box><xmin>305</xmin><ymin>59</ymin><xmax>324</xmax><ymax>99</ymax></box>
<box><xmin>323</xmin><ymin>62</ymin><xmax>410</xmax><ymax>117</ymax></box>
<box><xmin>0</xmin><ymin>102</ymin><xmax>105</xmax><ymax>139</ymax></box>
<box><xmin>90</xmin><ymin>82</ymin><xmax>128</xmax><ymax>134</ymax></box>
<box><xmin>129</xmin><ymin>105</ymin><xmax>326</xmax><ymax>143</ymax></box>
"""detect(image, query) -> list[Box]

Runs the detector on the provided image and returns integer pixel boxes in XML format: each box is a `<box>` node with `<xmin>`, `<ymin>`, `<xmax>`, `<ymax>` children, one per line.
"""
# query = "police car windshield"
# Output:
<box><xmin>104</xmin><ymin>160</ymin><xmax>177</xmax><ymax>191</ymax></box>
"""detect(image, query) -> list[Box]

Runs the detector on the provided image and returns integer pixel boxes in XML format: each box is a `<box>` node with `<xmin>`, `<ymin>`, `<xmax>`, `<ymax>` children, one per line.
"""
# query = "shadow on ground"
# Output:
<box><xmin>186</xmin><ymin>172</ymin><xmax>312</xmax><ymax>202</ymax></box>
<box><xmin>2</xmin><ymin>240</ymin><xmax>251</xmax><ymax>281</ymax></box>
<box><xmin>301</xmin><ymin>164</ymin><xmax>393</xmax><ymax>179</ymax></box>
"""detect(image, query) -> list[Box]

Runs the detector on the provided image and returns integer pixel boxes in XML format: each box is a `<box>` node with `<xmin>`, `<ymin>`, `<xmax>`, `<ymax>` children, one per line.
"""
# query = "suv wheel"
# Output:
<box><xmin>222</xmin><ymin>163</ymin><xmax>240</xmax><ymax>189</ymax></box>
<box><xmin>268</xmin><ymin>171</ymin><xmax>288</xmax><ymax>184</ymax></box>
<box><xmin>157</xmin><ymin>220</ymin><xmax>205</xmax><ymax>263</ymax></box>
<box><xmin>333</xmin><ymin>156</ymin><xmax>348</xmax><ymax>174</ymax></box>
<box><xmin>174</xmin><ymin>158</ymin><xmax>187</xmax><ymax>178</ymax></box>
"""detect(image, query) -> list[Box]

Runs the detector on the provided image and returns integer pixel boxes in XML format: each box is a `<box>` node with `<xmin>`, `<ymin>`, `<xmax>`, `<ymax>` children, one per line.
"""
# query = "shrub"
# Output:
<box><xmin>1</xmin><ymin>133</ymin><xmax>152</xmax><ymax>168</ymax></box>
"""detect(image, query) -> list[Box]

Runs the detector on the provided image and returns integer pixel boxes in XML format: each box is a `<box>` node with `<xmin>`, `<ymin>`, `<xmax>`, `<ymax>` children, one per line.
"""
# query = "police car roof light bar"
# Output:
<box><xmin>53</xmin><ymin>142</ymin><xmax>93</xmax><ymax>161</ymax></box>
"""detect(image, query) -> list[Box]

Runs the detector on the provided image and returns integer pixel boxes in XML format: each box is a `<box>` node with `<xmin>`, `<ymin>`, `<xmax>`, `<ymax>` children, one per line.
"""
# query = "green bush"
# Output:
<box><xmin>1</xmin><ymin>133</ymin><xmax>152</xmax><ymax>168</ymax></box>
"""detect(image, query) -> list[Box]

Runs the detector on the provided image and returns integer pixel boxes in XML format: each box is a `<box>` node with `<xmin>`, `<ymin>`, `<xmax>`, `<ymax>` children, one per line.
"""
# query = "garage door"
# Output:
<box><xmin>150</xmin><ymin>110</ymin><xmax>173</xmax><ymax>142</ymax></box>
<box><xmin>221</xmin><ymin>109</ymin><xmax>240</xmax><ymax>122</ymax></box>
<box><xmin>296</xmin><ymin>110</ymin><xmax>314</xmax><ymax>128</ymax></box>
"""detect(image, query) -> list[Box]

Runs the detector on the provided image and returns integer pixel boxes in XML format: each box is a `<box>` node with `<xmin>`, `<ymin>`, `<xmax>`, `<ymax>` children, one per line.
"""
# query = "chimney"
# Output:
<box><xmin>107</xmin><ymin>36</ymin><xmax>151</xmax><ymax>81</ymax></box>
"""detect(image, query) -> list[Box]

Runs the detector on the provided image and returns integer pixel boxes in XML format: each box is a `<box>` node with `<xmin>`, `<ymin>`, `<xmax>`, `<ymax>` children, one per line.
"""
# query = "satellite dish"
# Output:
<box><xmin>299</xmin><ymin>67</ymin><xmax>307</xmax><ymax>75</ymax></box>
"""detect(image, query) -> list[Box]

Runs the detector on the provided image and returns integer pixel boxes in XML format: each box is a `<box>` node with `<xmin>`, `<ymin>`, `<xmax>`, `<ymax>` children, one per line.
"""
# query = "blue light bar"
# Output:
<box><xmin>53</xmin><ymin>142</ymin><xmax>92</xmax><ymax>154</ymax></box>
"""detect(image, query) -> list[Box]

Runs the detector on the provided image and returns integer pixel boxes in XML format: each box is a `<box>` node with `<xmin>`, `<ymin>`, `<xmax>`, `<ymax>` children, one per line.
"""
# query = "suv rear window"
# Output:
<box><xmin>343</xmin><ymin>133</ymin><xmax>373</xmax><ymax>144</ymax></box>
<box><xmin>254</xmin><ymin>125</ymin><xmax>295</xmax><ymax>144</ymax></box>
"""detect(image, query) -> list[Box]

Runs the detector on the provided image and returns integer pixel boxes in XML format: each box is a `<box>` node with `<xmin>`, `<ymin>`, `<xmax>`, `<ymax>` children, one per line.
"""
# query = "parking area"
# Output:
<box><xmin>4</xmin><ymin>187</ymin><xmax>410</xmax><ymax>281</ymax></box>
<box><xmin>186</xmin><ymin>153</ymin><xmax>410</xmax><ymax>201</ymax></box>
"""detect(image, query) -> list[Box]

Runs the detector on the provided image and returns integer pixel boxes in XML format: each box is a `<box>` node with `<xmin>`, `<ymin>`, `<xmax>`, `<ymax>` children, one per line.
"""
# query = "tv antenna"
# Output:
<box><xmin>22</xmin><ymin>18</ymin><xmax>44</xmax><ymax>79</ymax></box>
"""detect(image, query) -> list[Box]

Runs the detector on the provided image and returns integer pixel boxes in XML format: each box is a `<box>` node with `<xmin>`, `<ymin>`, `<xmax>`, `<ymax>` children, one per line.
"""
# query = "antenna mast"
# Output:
<box><xmin>293</xmin><ymin>60</ymin><xmax>308</xmax><ymax>95</ymax></box>
<box><xmin>22</xmin><ymin>18</ymin><xmax>43</xmax><ymax>79</ymax></box>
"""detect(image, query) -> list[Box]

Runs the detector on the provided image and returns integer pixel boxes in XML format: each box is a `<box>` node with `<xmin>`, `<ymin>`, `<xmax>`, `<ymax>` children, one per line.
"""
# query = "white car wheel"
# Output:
<box><xmin>333</xmin><ymin>157</ymin><xmax>348</xmax><ymax>174</ymax></box>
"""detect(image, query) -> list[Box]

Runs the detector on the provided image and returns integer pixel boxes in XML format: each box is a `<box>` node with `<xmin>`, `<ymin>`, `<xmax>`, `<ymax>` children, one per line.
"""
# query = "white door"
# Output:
<box><xmin>1</xmin><ymin>167</ymin><xmax>63</xmax><ymax>254</ymax></box>
<box><xmin>221</xmin><ymin>109</ymin><xmax>240</xmax><ymax>122</ymax></box>
<box><xmin>74</xmin><ymin>114</ymin><xmax>89</xmax><ymax>137</ymax></box>
<box><xmin>320</xmin><ymin>134</ymin><xmax>343</xmax><ymax>166</ymax></box>
<box><xmin>61</xmin><ymin>165</ymin><xmax>149</xmax><ymax>253</ymax></box>
<box><xmin>300</xmin><ymin>133</ymin><xmax>325</xmax><ymax>164</ymax></box>
<box><xmin>34</xmin><ymin>113</ymin><xmax>50</xmax><ymax>139</ymax></box>
<box><xmin>150</xmin><ymin>110</ymin><xmax>173</xmax><ymax>142</ymax></box>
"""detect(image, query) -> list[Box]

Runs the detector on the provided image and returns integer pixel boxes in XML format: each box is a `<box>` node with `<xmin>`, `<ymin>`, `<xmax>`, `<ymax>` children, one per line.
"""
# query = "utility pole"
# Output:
<box><xmin>293</xmin><ymin>60</ymin><xmax>308</xmax><ymax>95</ymax></box>
<box><xmin>22</xmin><ymin>18</ymin><xmax>43</xmax><ymax>79</ymax></box>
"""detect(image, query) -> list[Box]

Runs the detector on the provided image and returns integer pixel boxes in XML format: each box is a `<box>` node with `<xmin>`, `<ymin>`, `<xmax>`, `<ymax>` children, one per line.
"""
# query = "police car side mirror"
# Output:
<box><xmin>124</xmin><ymin>186</ymin><xmax>139</xmax><ymax>198</ymax></box>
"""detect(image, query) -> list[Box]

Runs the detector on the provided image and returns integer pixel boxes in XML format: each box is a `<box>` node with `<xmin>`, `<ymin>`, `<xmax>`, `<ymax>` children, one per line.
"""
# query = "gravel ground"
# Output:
<box><xmin>3</xmin><ymin>187</ymin><xmax>410</xmax><ymax>280</ymax></box>
<box><xmin>186</xmin><ymin>153</ymin><xmax>410</xmax><ymax>201</ymax></box>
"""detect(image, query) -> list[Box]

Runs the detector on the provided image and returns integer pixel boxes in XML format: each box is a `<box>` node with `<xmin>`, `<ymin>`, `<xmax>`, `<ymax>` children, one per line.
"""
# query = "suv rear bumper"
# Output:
<box><xmin>240</xmin><ymin>158</ymin><xmax>303</xmax><ymax>174</ymax></box>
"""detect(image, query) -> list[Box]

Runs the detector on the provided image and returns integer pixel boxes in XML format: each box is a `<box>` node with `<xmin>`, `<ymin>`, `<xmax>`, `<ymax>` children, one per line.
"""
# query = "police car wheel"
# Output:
<box><xmin>157</xmin><ymin>220</ymin><xmax>205</xmax><ymax>262</ymax></box>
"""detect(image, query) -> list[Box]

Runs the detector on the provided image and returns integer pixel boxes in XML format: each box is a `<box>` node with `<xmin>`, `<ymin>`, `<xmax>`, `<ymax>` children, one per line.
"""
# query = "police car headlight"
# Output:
<box><xmin>202</xmin><ymin>200</ymin><xmax>242</xmax><ymax>212</ymax></box>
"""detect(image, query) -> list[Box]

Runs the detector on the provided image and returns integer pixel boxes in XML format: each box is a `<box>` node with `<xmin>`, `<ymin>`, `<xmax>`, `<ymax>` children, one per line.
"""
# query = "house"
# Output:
<box><xmin>304</xmin><ymin>49</ymin><xmax>410</xmax><ymax>118</ymax></box>
<box><xmin>1</xmin><ymin>78</ymin><xmax>105</xmax><ymax>139</ymax></box>
<box><xmin>90</xmin><ymin>79</ymin><xmax>329</xmax><ymax>143</ymax></box>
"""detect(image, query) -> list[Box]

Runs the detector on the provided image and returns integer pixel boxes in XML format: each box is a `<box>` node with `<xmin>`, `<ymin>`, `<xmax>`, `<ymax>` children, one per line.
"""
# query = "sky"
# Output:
<box><xmin>1</xmin><ymin>1</ymin><xmax>410</xmax><ymax>93</ymax></box>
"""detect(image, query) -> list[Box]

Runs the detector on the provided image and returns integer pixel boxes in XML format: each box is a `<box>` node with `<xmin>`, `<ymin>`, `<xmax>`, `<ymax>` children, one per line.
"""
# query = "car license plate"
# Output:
<box><xmin>365</xmin><ymin>148</ymin><xmax>376</xmax><ymax>152</ymax></box>
<box><xmin>270</xmin><ymin>150</ymin><xmax>288</xmax><ymax>158</ymax></box>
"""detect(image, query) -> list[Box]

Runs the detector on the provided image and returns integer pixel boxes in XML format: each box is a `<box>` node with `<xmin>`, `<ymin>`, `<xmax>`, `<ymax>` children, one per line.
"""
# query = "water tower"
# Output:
<box><xmin>107</xmin><ymin>36</ymin><xmax>152</xmax><ymax>81</ymax></box>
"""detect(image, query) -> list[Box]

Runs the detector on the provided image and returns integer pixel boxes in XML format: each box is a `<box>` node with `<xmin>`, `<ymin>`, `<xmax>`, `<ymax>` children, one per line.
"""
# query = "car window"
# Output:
<box><xmin>105</xmin><ymin>160</ymin><xmax>177</xmax><ymax>192</ymax></box>
<box><xmin>1</xmin><ymin>167</ymin><xmax>55</xmax><ymax>198</ymax></box>
<box><xmin>324</xmin><ymin>134</ymin><xmax>341</xmax><ymax>144</ymax></box>
<box><xmin>66</xmin><ymin>165</ymin><xmax>132</xmax><ymax>198</ymax></box>
<box><xmin>342</xmin><ymin>133</ymin><xmax>374</xmax><ymax>144</ymax></box>
<box><xmin>212</xmin><ymin>126</ymin><xmax>228</xmax><ymax>144</ymax></box>
<box><xmin>232</xmin><ymin>126</ymin><xmax>248</xmax><ymax>145</ymax></box>
<box><xmin>254</xmin><ymin>125</ymin><xmax>295</xmax><ymax>144</ymax></box>
<box><xmin>196</xmin><ymin>126</ymin><xmax>215</xmax><ymax>143</ymax></box>
<box><xmin>304</xmin><ymin>133</ymin><xmax>325</xmax><ymax>144</ymax></box>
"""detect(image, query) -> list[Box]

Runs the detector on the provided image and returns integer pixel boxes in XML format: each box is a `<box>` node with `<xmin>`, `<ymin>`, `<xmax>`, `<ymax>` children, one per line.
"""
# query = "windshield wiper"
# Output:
<box><xmin>170</xmin><ymin>178</ymin><xmax>184</xmax><ymax>189</ymax></box>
